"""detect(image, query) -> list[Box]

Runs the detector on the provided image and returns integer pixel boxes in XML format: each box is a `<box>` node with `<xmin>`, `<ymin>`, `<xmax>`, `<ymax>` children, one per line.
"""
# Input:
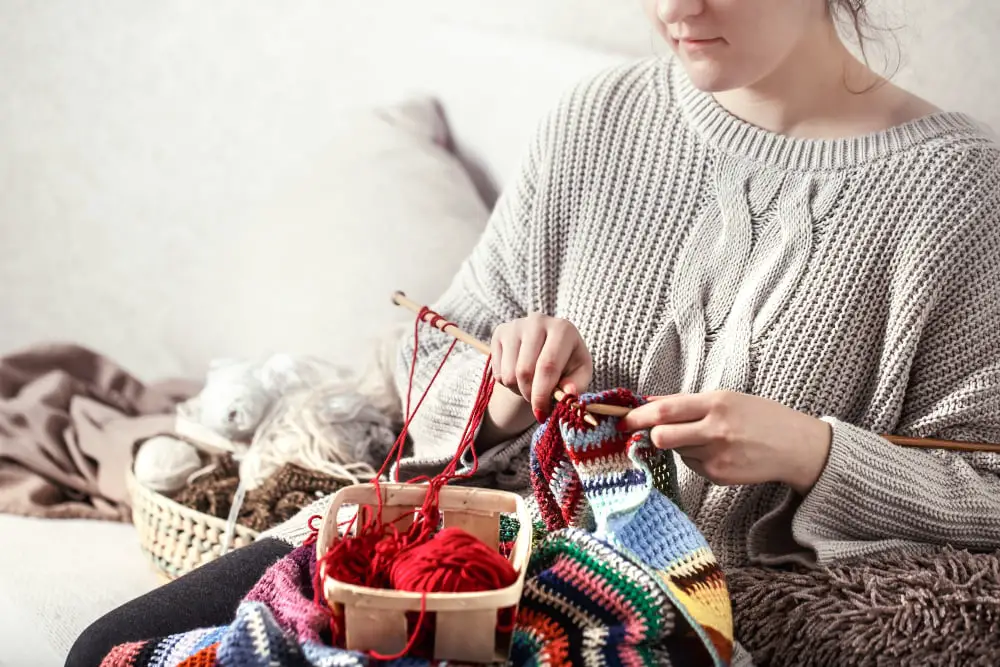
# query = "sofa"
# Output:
<box><xmin>0</xmin><ymin>2</ymin><xmax>997</xmax><ymax>665</ymax></box>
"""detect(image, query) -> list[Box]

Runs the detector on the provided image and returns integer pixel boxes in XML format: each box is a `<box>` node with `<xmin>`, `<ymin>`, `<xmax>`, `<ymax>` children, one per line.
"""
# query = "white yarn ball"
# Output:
<box><xmin>134</xmin><ymin>436</ymin><xmax>203</xmax><ymax>494</ymax></box>
<box><xmin>198</xmin><ymin>360</ymin><xmax>273</xmax><ymax>440</ymax></box>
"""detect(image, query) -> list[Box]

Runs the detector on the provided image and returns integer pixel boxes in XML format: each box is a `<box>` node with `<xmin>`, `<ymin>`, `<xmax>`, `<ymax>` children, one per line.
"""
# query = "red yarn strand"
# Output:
<box><xmin>387</xmin><ymin>306</ymin><xmax>459</xmax><ymax>483</ymax></box>
<box><xmin>312</xmin><ymin>305</ymin><xmax>516</xmax><ymax>658</ymax></box>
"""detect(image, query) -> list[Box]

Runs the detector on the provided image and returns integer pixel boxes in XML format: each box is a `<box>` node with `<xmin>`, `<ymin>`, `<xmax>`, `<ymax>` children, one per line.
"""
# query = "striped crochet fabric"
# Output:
<box><xmin>102</xmin><ymin>390</ymin><xmax>732</xmax><ymax>666</ymax></box>
<box><xmin>526</xmin><ymin>389</ymin><xmax>732</xmax><ymax>666</ymax></box>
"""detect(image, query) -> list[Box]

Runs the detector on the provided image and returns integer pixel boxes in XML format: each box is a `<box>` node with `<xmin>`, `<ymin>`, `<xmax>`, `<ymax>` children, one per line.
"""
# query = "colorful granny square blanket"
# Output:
<box><xmin>103</xmin><ymin>389</ymin><xmax>733</xmax><ymax>666</ymax></box>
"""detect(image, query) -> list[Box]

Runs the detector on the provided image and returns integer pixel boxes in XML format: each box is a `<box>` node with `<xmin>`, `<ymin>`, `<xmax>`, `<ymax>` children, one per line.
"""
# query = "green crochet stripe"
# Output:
<box><xmin>498</xmin><ymin>516</ymin><xmax>555</xmax><ymax>549</ymax></box>
<box><xmin>505</xmin><ymin>513</ymin><xmax>669</xmax><ymax>638</ymax></box>
<box><xmin>500</xmin><ymin>514</ymin><xmax>520</xmax><ymax>543</ymax></box>
<box><xmin>527</xmin><ymin>532</ymin><xmax>668</xmax><ymax>638</ymax></box>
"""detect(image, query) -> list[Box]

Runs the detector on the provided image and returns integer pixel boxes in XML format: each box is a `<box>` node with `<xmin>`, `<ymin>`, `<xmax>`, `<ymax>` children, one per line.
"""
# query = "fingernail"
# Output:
<box><xmin>534</xmin><ymin>409</ymin><xmax>546</xmax><ymax>424</ymax></box>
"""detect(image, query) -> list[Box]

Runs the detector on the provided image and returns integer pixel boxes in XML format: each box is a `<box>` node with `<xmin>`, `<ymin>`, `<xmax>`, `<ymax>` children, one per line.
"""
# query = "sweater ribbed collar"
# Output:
<box><xmin>666</xmin><ymin>57</ymin><xmax>984</xmax><ymax>171</ymax></box>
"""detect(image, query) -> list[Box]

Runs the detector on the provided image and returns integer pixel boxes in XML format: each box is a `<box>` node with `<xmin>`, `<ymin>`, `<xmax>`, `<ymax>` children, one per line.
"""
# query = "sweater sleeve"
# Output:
<box><xmin>785</xmin><ymin>180</ymin><xmax>1000</xmax><ymax>565</ymax></box>
<box><xmin>391</xmin><ymin>109</ymin><xmax>555</xmax><ymax>472</ymax></box>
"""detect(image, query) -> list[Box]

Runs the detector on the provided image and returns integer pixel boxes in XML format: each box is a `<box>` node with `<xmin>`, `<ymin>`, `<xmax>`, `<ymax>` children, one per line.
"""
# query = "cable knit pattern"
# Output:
<box><xmin>270</xmin><ymin>56</ymin><xmax>1000</xmax><ymax>569</ymax></box>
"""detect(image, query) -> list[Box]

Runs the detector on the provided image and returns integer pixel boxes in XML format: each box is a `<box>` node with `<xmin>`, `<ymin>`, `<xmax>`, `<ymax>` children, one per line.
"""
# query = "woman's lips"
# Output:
<box><xmin>674</xmin><ymin>37</ymin><xmax>726</xmax><ymax>52</ymax></box>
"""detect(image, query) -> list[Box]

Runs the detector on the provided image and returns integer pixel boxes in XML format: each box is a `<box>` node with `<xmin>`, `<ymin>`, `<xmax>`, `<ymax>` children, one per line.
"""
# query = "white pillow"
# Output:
<box><xmin>231</xmin><ymin>98</ymin><xmax>489</xmax><ymax>369</ymax></box>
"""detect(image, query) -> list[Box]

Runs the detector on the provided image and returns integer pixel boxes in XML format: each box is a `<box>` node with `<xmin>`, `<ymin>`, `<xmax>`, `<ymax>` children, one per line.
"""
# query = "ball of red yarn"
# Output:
<box><xmin>390</xmin><ymin>527</ymin><xmax>518</xmax><ymax>593</ymax></box>
<box><xmin>323</xmin><ymin>530</ymin><xmax>406</xmax><ymax>589</ymax></box>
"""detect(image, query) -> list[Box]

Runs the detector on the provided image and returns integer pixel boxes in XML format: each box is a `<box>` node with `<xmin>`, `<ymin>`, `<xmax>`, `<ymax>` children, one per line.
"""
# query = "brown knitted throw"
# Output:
<box><xmin>728</xmin><ymin>548</ymin><xmax>1000</xmax><ymax>667</ymax></box>
<box><xmin>172</xmin><ymin>457</ymin><xmax>345</xmax><ymax>532</ymax></box>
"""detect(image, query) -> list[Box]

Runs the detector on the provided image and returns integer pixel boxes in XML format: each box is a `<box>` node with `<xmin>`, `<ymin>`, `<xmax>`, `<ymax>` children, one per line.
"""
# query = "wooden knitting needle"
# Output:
<box><xmin>391</xmin><ymin>291</ymin><xmax>1000</xmax><ymax>455</ymax></box>
<box><xmin>393</xmin><ymin>291</ymin><xmax>493</xmax><ymax>356</ymax></box>
<box><xmin>880</xmin><ymin>436</ymin><xmax>1000</xmax><ymax>454</ymax></box>
<box><xmin>391</xmin><ymin>291</ymin><xmax>598</xmax><ymax>426</ymax></box>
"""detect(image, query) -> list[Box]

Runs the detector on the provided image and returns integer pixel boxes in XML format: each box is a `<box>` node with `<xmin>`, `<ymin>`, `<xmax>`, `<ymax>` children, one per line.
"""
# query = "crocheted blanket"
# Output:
<box><xmin>102</xmin><ymin>390</ymin><xmax>733</xmax><ymax>666</ymax></box>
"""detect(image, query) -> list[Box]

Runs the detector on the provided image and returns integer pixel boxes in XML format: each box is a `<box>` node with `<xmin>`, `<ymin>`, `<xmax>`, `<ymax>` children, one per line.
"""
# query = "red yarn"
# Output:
<box><xmin>391</xmin><ymin>527</ymin><xmax>518</xmax><ymax>593</ymax></box>
<box><xmin>312</xmin><ymin>306</ymin><xmax>506</xmax><ymax>658</ymax></box>
<box><xmin>373</xmin><ymin>528</ymin><xmax>519</xmax><ymax>660</ymax></box>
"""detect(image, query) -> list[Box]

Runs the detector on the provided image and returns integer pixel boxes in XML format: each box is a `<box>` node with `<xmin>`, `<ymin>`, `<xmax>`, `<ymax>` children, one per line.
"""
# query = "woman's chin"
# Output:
<box><xmin>677</xmin><ymin>56</ymin><xmax>746</xmax><ymax>94</ymax></box>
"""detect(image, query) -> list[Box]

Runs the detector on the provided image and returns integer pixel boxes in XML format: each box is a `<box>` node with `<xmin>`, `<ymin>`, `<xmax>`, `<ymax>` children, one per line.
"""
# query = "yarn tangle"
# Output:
<box><xmin>309</xmin><ymin>307</ymin><xmax>517</xmax><ymax>658</ymax></box>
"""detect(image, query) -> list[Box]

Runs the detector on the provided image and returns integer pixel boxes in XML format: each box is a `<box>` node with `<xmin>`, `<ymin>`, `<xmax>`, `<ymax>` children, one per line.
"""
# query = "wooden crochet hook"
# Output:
<box><xmin>391</xmin><ymin>291</ymin><xmax>1000</xmax><ymax>454</ymax></box>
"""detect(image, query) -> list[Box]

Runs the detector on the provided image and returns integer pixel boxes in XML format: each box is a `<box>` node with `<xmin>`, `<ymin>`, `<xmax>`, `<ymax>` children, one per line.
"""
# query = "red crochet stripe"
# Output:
<box><xmin>98</xmin><ymin>640</ymin><xmax>146</xmax><ymax>667</ymax></box>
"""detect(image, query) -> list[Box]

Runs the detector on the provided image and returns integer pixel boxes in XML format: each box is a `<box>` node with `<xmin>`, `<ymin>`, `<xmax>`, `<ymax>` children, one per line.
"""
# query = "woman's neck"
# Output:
<box><xmin>712</xmin><ymin>23</ymin><xmax>930</xmax><ymax>139</ymax></box>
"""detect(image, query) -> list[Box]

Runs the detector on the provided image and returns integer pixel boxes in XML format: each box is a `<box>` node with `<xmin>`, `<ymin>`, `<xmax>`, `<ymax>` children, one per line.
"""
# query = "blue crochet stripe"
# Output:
<box><xmin>612</xmin><ymin>492</ymin><xmax>711</xmax><ymax>567</ymax></box>
<box><xmin>191</xmin><ymin>626</ymin><xmax>227</xmax><ymax>654</ymax></box>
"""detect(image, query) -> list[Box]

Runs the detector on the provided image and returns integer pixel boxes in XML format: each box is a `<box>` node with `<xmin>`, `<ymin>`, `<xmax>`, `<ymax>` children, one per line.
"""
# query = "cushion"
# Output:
<box><xmin>0</xmin><ymin>89</ymin><xmax>489</xmax><ymax>380</ymax></box>
<box><xmin>229</xmin><ymin>97</ymin><xmax>489</xmax><ymax>371</ymax></box>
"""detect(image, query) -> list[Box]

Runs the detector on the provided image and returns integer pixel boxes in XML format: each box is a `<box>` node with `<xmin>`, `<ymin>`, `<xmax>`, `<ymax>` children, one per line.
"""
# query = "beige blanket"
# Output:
<box><xmin>0</xmin><ymin>344</ymin><xmax>197</xmax><ymax>521</ymax></box>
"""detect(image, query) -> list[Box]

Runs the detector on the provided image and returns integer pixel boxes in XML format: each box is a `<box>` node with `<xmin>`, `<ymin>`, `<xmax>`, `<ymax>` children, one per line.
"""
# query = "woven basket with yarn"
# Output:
<box><xmin>127</xmin><ymin>468</ymin><xmax>259</xmax><ymax>580</ymax></box>
<box><xmin>127</xmin><ymin>337</ymin><xmax>402</xmax><ymax>581</ymax></box>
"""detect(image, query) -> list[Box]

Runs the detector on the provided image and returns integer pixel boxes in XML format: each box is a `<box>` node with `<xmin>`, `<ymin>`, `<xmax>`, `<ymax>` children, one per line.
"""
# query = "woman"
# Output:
<box><xmin>68</xmin><ymin>0</ymin><xmax>1000</xmax><ymax>664</ymax></box>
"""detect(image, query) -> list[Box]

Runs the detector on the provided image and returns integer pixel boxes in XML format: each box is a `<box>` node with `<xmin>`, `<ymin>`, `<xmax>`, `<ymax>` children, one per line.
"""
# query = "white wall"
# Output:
<box><xmin>0</xmin><ymin>1</ymin><xmax>996</xmax><ymax>380</ymax></box>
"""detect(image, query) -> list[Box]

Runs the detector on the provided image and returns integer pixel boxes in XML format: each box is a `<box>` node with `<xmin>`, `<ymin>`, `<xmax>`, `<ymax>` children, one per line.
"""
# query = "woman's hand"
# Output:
<box><xmin>617</xmin><ymin>391</ymin><xmax>832</xmax><ymax>495</ymax></box>
<box><xmin>490</xmin><ymin>314</ymin><xmax>593</xmax><ymax>422</ymax></box>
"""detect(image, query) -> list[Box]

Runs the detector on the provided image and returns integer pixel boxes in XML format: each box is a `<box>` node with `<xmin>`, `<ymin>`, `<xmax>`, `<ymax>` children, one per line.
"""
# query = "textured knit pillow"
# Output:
<box><xmin>228</xmin><ymin>97</ymin><xmax>489</xmax><ymax>371</ymax></box>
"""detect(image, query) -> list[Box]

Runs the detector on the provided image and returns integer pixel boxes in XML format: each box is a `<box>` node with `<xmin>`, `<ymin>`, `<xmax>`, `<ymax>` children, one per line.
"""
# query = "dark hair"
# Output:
<box><xmin>828</xmin><ymin>0</ymin><xmax>901</xmax><ymax>84</ymax></box>
<box><xmin>829</xmin><ymin>0</ymin><xmax>874</xmax><ymax>55</ymax></box>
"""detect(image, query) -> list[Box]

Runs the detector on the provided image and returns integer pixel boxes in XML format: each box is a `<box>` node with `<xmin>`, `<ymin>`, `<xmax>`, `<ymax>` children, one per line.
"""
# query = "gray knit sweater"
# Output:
<box><xmin>267</xmin><ymin>57</ymin><xmax>1000</xmax><ymax>570</ymax></box>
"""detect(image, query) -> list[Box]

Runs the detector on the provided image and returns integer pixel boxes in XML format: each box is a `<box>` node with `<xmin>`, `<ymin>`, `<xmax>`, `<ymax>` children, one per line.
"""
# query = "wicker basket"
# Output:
<box><xmin>317</xmin><ymin>483</ymin><xmax>532</xmax><ymax>663</ymax></box>
<box><xmin>127</xmin><ymin>469</ymin><xmax>259</xmax><ymax>580</ymax></box>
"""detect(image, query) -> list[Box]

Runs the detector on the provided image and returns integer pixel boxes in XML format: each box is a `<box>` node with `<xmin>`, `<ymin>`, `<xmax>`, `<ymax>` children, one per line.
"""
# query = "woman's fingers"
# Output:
<box><xmin>489</xmin><ymin>316</ymin><xmax>593</xmax><ymax>423</ymax></box>
<box><xmin>531</xmin><ymin>333</ymin><xmax>575</xmax><ymax>419</ymax></box>
<box><xmin>499</xmin><ymin>333</ymin><xmax>521</xmax><ymax>389</ymax></box>
<box><xmin>617</xmin><ymin>393</ymin><xmax>712</xmax><ymax>432</ymax></box>
<box><xmin>648</xmin><ymin>423</ymin><xmax>711</xmax><ymax>451</ymax></box>
<box><xmin>490</xmin><ymin>329</ymin><xmax>503</xmax><ymax>380</ymax></box>
<box><xmin>562</xmin><ymin>346</ymin><xmax>593</xmax><ymax>398</ymax></box>
<box><xmin>516</xmin><ymin>327</ymin><xmax>547</xmax><ymax>407</ymax></box>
